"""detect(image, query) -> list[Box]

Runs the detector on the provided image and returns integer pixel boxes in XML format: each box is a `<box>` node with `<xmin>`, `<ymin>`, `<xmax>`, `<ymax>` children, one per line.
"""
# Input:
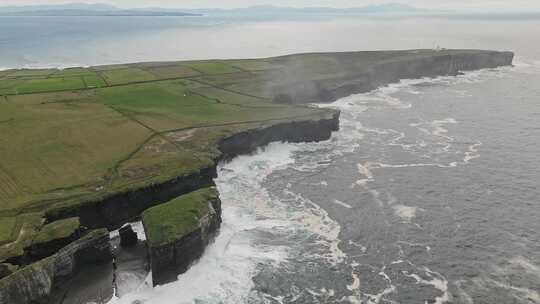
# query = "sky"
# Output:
<box><xmin>0</xmin><ymin>0</ymin><xmax>539</xmax><ymax>11</ymax></box>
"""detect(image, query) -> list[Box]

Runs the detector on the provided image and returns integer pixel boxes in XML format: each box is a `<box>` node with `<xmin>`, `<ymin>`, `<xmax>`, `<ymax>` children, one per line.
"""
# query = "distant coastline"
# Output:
<box><xmin>0</xmin><ymin>10</ymin><xmax>201</xmax><ymax>17</ymax></box>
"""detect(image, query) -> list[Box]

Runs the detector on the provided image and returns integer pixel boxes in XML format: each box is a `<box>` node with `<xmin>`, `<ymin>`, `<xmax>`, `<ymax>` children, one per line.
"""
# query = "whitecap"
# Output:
<box><xmin>333</xmin><ymin>199</ymin><xmax>353</xmax><ymax>209</ymax></box>
<box><xmin>393</xmin><ymin>205</ymin><xmax>417</xmax><ymax>221</ymax></box>
<box><xmin>404</xmin><ymin>267</ymin><xmax>450</xmax><ymax>304</ymax></box>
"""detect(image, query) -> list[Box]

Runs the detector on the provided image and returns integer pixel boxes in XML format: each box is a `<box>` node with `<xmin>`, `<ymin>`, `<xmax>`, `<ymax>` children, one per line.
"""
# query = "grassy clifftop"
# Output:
<box><xmin>0</xmin><ymin>49</ymin><xmax>513</xmax><ymax>263</ymax></box>
<box><xmin>143</xmin><ymin>187</ymin><xmax>219</xmax><ymax>247</ymax></box>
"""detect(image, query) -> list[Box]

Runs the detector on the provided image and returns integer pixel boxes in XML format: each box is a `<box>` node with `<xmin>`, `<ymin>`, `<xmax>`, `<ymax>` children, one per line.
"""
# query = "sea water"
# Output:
<box><xmin>2</xmin><ymin>14</ymin><xmax>540</xmax><ymax>304</ymax></box>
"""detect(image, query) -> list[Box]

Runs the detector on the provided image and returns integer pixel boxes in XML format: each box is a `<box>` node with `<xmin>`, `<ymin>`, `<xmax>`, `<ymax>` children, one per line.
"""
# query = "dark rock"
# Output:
<box><xmin>45</xmin><ymin>166</ymin><xmax>217</xmax><ymax>230</ymax></box>
<box><xmin>268</xmin><ymin>51</ymin><xmax>514</xmax><ymax>104</ymax></box>
<box><xmin>0</xmin><ymin>229</ymin><xmax>112</xmax><ymax>304</ymax></box>
<box><xmin>119</xmin><ymin>225</ymin><xmax>138</xmax><ymax>248</ymax></box>
<box><xmin>218</xmin><ymin>110</ymin><xmax>340</xmax><ymax>161</ymax></box>
<box><xmin>0</xmin><ymin>263</ymin><xmax>18</xmax><ymax>280</ymax></box>
<box><xmin>143</xmin><ymin>188</ymin><xmax>222</xmax><ymax>286</ymax></box>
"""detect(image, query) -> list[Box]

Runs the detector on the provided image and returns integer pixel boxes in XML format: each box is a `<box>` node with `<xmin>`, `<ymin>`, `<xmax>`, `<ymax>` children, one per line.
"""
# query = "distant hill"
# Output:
<box><xmin>0</xmin><ymin>9</ymin><xmax>200</xmax><ymax>17</ymax></box>
<box><xmin>0</xmin><ymin>3</ymin><xmax>117</xmax><ymax>13</ymax></box>
<box><xmin>0</xmin><ymin>2</ymin><xmax>427</xmax><ymax>17</ymax></box>
<box><xmin>156</xmin><ymin>3</ymin><xmax>427</xmax><ymax>16</ymax></box>
<box><xmin>0</xmin><ymin>3</ymin><xmax>198</xmax><ymax>16</ymax></box>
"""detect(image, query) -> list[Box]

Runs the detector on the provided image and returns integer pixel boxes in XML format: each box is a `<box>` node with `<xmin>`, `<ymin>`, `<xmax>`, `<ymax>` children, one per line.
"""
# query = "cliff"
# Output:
<box><xmin>44</xmin><ymin>110</ymin><xmax>339</xmax><ymax>230</ymax></box>
<box><xmin>142</xmin><ymin>188</ymin><xmax>221</xmax><ymax>286</ymax></box>
<box><xmin>0</xmin><ymin>229</ymin><xmax>111</xmax><ymax>304</ymax></box>
<box><xmin>269</xmin><ymin>50</ymin><xmax>514</xmax><ymax>103</ymax></box>
<box><xmin>0</xmin><ymin>49</ymin><xmax>514</xmax><ymax>302</ymax></box>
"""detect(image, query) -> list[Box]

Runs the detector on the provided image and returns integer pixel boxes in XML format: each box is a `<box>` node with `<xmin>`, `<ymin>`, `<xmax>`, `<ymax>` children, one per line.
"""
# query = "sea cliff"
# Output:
<box><xmin>270</xmin><ymin>50</ymin><xmax>514</xmax><ymax>103</ymax></box>
<box><xmin>0</xmin><ymin>49</ymin><xmax>514</xmax><ymax>303</ymax></box>
<box><xmin>0</xmin><ymin>229</ymin><xmax>111</xmax><ymax>304</ymax></box>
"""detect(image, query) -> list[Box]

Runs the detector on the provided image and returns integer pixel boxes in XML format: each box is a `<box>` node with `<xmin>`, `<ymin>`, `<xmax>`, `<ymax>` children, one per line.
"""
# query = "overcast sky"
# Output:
<box><xmin>0</xmin><ymin>0</ymin><xmax>538</xmax><ymax>11</ymax></box>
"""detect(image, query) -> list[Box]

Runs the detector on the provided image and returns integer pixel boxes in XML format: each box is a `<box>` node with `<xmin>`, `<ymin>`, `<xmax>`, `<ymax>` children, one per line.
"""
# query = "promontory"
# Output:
<box><xmin>0</xmin><ymin>49</ymin><xmax>513</xmax><ymax>304</ymax></box>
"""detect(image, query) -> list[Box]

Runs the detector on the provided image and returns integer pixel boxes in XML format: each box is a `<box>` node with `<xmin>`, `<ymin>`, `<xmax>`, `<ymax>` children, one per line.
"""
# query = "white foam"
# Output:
<box><xmin>393</xmin><ymin>205</ymin><xmax>417</xmax><ymax>221</ymax></box>
<box><xmin>107</xmin><ymin>58</ymin><xmax>514</xmax><ymax>303</ymax></box>
<box><xmin>363</xmin><ymin>270</ymin><xmax>397</xmax><ymax>304</ymax></box>
<box><xmin>509</xmin><ymin>256</ymin><xmax>540</xmax><ymax>275</ymax></box>
<box><xmin>333</xmin><ymin>199</ymin><xmax>353</xmax><ymax>209</ymax></box>
<box><xmin>282</xmin><ymin>189</ymin><xmax>346</xmax><ymax>265</ymax></box>
<box><xmin>455</xmin><ymin>280</ymin><xmax>474</xmax><ymax>304</ymax></box>
<box><xmin>355</xmin><ymin>162</ymin><xmax>376</xmax><ymax>186</ymax></box>
<box><xmin>404</xmin><ymin>267</ymin><xmax>450</xmax><ymax>304</ymax></box>
<box><xmin>109</xmin><ymin>221</ymin><xmax>146</xmax><ymax>241</ymax></box>
<box><xmin>431</xmin><ymin>118</ymin><xmax>457</xmax><ymax>138</ymax></box>
<box><xmin>464</xmin><ymin>142</ymin><xmax>482</xmax><ymax>163</ymax></box>
<box><xmin>348</xmin><ymin>240</ymin><xmax>367</xmax><ymax>253</ymax></box>
<box><xmin>488</xmin><ymin>278</ymin><xmax>540</xmax><ymax>303</ymax></box>
<box><xmin>108</xmin><ymin>143</ymin><xmax>299</xmax><ymax>304</ymax></box>
<box><xmin>512</xmin><ymin>57</ymin><xmax>540</xmax><ymax>75</ymax></box>
<box><xmin>347</xmin><ymin>272</ymin><xmax>361</xmax><ymax>291</ymax></box>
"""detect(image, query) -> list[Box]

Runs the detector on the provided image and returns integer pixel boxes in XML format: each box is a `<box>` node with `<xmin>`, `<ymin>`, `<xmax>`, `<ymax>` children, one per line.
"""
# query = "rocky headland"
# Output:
<box><xmin>0</xmin><ymin>49</ymin><xmax>513</xmax><ymax>304</ymax></box>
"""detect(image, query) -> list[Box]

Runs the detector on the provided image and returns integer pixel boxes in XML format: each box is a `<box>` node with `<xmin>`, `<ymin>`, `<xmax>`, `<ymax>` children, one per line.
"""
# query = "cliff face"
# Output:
<box><xmin>0</xmin><ymin>229</ymin><xmax>111</xmax><ymax>304</ymax></box>
<box><xmin>218</xmin><ymin>110</ymin><xmax>340</xmax><ymax>160</ymax></box>
<box><xmin>143</xmin><ymin>112</ymin><xmax>339</xmax><ymax>286</ymax></box>
<box><xmin>46</xmin><ymin>166</ymin><xmax>217</xmax><ymax>230</ymax></box>
<box><xmin>45</xmin><ymin>110</ymin><xmax>340</xmax><ymax>233</ymax></box>
<box><xmin>143</xmin><ymin>188</ymin><xmax>222</xmax><ymax>286</ymax></box>
<box><xmin>0</xmin><ymin>50</ymin><xmax>514</xmax><ymax>302</ymax></box>
<box><xmin>272</xmin><ymin>51</ymin><xmax>515</xmax><ymax>103</ymax></box>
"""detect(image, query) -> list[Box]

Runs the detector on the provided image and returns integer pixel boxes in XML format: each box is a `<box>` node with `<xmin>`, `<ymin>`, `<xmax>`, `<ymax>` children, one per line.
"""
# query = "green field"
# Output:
<box><xmin>0</xmin><ymin>49</ymin><xmax>497</xmax><ymax>264</ymax></box>
<box><xmin>143</xmin><ymin>187</ymin><xmax>218</xmax><ymax>247</ymax></box>
<box><xmin>0</xmin><ymin>53</ymin><xmax>332</xmax><ymax>263</ymax></box>
<box><xmin>33</xmin><ymin>217</ymin><xmax>80</xmax><ymax>245</ymax></box>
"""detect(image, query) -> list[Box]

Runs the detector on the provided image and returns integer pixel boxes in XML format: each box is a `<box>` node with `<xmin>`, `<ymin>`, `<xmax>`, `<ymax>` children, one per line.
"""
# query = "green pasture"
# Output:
<box><xmin>142</xmin><ymin>187</ymin><xmax>218</xmax><ymax>247</ymax></box>
<box><xmin>0</xmin><ymin>49</ymin><xmax>480</xmax><ymax>263</ymax></box>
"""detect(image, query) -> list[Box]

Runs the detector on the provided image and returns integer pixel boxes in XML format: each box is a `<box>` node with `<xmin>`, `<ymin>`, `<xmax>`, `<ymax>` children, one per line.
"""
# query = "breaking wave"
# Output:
<box><xmin>109</xmin><ymin>64</ymin><xmax>529</xmax><ymax>304</ymax></box>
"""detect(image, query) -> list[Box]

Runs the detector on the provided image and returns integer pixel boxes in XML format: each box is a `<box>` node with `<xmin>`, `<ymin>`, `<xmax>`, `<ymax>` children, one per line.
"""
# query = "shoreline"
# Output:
<box><xmin>0</xmin><ymin>49</ymin><xmax>514</xmax><ymax>304</ymax></box>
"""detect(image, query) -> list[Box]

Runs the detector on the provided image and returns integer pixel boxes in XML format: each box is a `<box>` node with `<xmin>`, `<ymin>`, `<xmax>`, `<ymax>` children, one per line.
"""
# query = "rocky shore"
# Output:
<box><xmin>0</xmin><ymin>229</ymin><xmax>111</xmax><ymax>304</ymax></box>
<box><xmin>0</xmin><ymin>50</ymin><xmax>514</xmax><ymax>304</ymax></box>
<box><xmin>270</xmin><ymin>50</ymin><xmax>514</xmax><ymax>104</ymax></box>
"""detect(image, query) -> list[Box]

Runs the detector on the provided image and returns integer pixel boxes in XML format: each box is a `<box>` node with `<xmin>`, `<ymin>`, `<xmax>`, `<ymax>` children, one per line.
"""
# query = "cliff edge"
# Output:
<box><xmin>0</xmin><ymin>49</ymin><xmax>513</xmax><ymax>302</ymax></box>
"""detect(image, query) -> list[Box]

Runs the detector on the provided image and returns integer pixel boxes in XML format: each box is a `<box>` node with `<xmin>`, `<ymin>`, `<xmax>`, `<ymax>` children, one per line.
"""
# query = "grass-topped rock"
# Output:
<box><xmin>142</xmin><ymin>187</ymin><xmax>221</xmax><ymax>286</ymax></box>
<box><xmin>29</xmin><ymin>217</ymin><xmax>81</xmax><ymax>260</ymax></box>
<box><xmin>0</xmin><ymin>228</ymin><xmax>112</xmax><ymax>304</ymax></box>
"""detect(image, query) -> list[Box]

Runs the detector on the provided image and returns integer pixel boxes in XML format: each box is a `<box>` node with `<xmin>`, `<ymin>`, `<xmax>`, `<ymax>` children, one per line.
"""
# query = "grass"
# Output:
<box><xmin>145</xmin><ymin>65</ymin><xmax>201</xmax><ymax>79</ymax></box>
<box><xmin>0</xmin><ymin>100</ymin><xmax>152</xmax><ymax>213</ymax></box>
<box><xmin>142</xmin><ymin>187</ymin><xmax>218</xmax><ymax>247</ymax></box>
<box><xmin>183</xmin><ymin>61</ymin><xmax>242</xmax><ymax>75</ymax></box>
<box><xmin>0</xmin><ymin>49</ymin><xmax>497</xmax><ymax>263</ymax></box>
<box><xmin>100</xmin><ymin>68</ymin><xmax>156</xmax><ymax>85</ymax></box>
<box><xmin>0</xmin><ymin>77</ymin><xmax>87</xmax><ymax>95</ymax></box>
<box><xmin>0</xmin><ymin>217</ymin><xmax>17</xmax><ymax>246</ymax></box>
<box><xmin>83</xmin><ymin>75</ymin><xmax>107</xmax><ymax>88</ymax></box>
<box><xmin>8</xmin><ymin>69</ymin><xmax>54</xmax><ymax>77</ymax></box>
<box><xmin>224</xmin><ymin>59</ymin><xmax>275</xmax><ymax>71</ymax></box>
<box><xmin>0</xmin><ymin>213</ymin><xmax>43</xmax><ymax>262</ymax></box>
<box><xmin>33</xmin><ymin>217</ymin><xmax>80</xmax><ymax>245</ymax></box>
<box><xmin>51</xmin><ymin>68</ymin><xmax>96</xmax><ymax>77</ymax></box>
<box><xmin>15</xmin><ymin>77</ymin><xmax>86</xmax><ymax>94</ymax></box>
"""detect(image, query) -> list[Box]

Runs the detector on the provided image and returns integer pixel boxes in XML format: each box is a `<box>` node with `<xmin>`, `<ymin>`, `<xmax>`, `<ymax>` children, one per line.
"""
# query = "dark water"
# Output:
<box><xmin>209</xmin><ymin>63</ymin><xmax>540</xmax><ymax>304</ymax></box>
<box><xmin>108</xmin><ymin>60</ymin><xmax>540</xmax><ymax>304</ymax></box>
<box><xmin>2</xmin><ymin>15</ymin><xmax>539</xmax><ymax>304</ymax></box>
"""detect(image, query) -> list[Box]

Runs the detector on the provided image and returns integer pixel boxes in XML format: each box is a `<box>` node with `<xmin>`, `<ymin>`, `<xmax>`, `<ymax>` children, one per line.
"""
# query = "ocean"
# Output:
<box><xmin>2</xmin><ymin>15</ymin><xmax>540</xmax><ymax>304</ymax></box>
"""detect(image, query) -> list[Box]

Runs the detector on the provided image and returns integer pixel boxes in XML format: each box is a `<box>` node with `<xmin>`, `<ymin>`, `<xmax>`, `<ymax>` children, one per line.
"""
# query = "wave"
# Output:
<box><xmin>108</xmin><ymin>61</ymin><xmax>518</xmax><ymax>304</ymax></box>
